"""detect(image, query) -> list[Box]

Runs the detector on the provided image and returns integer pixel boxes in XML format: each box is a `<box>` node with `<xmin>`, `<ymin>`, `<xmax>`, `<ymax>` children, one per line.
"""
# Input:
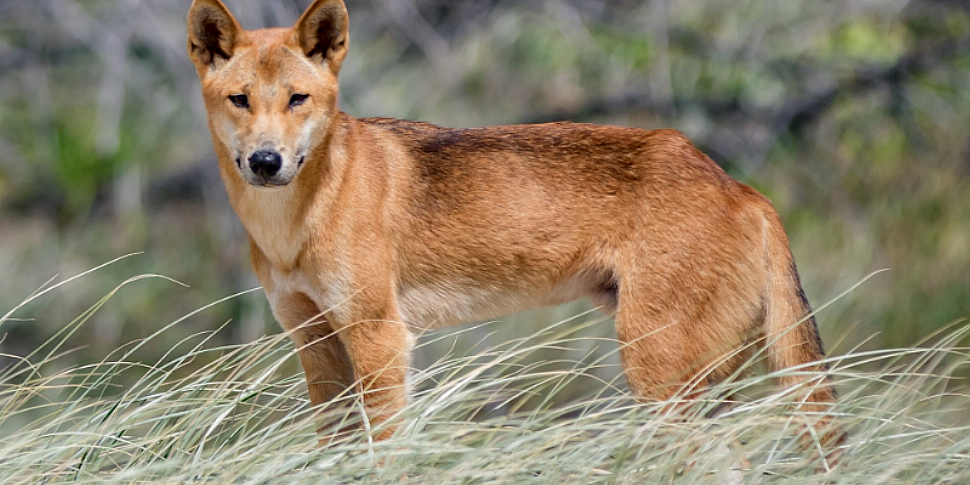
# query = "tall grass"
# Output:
<box><xmin>1</xmin><ymin>270</ymin><xmax>968</xmax><ymax>484</ymax></box>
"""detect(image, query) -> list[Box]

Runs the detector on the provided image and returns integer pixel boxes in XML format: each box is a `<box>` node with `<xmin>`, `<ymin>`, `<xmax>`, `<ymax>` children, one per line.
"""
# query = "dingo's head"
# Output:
<box><xmin>187</xmin><ymin>0</ymin><xmax>348</xmax><ymax>188</ymax></box>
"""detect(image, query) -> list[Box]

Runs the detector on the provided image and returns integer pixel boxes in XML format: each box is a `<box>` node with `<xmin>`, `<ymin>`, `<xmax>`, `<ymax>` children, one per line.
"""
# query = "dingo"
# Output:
<box><xmin>187</xmin><ymin>0</ymin><xmax>845</xmax><ymax>455</ymax></box>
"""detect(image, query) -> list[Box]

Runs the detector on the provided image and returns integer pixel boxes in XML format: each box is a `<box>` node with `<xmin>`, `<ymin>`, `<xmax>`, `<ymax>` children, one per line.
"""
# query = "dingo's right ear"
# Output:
<box><xmin>187</xmin><ymin>0</ymin><xmax>242</xmax><ymax>69</ymax></box>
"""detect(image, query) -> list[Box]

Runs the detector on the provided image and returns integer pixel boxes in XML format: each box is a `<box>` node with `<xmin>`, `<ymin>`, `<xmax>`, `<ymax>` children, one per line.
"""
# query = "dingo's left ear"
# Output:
<box><xmin>295</xmin><ymin>0</ymin><xmax>349</xmax><ymax>75</ymax></box>
<box><xmin>187</xmin><ymin>0</ymin><xmax>242</xmax><ymax>69</ymax></box>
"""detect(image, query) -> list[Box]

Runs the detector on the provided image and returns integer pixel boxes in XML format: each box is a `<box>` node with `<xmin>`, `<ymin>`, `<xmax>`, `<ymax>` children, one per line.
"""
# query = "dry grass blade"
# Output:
<box><xmin>1</xmin><ymin>271</ymin><xmax>969</xmax><ymax>484</ymax></box>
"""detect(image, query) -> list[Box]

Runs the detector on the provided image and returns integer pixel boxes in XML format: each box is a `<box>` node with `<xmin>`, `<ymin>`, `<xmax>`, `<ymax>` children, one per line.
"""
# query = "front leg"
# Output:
<box><xmin>272</xmin><ymin>292</ymin><xmax>356</xmax><ymax>440</ymax></box>
<box><xmin>333</xmin><ymin>302</ymin><xmax>413</xmax><ymax>441</ymax></box>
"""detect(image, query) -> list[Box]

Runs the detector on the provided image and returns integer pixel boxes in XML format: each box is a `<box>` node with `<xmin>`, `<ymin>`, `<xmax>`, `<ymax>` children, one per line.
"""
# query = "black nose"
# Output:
<box><xmin>248</xmin><ymin>150</ymin><xmax>282</xmax><ymax>177</ymax></box>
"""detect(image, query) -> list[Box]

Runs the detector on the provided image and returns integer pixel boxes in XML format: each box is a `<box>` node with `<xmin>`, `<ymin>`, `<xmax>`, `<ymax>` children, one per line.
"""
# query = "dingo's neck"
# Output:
<box><xmin>235</xmin><ymin>185</ymin><xmax>307</xmax><ymax>269</ymax></box>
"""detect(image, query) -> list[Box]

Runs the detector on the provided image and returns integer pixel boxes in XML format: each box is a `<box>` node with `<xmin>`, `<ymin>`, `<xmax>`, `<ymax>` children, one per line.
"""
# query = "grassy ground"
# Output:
<box><xmin>2</xmin><ymin>269</ymin><xmax>968</xmax><ymax>484</ymax></box>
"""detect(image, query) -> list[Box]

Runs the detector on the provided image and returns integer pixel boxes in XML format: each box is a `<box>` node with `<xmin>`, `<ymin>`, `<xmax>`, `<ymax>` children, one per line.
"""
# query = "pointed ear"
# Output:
<box><xmin>294</xmin><ymin>0</ymin><xmax>349</xmax><ymax>74</ymax></box>
<box><xmin>187</xmin><ymin>0</ymin><xmax>243</xmax><ymax>68</ymax></box>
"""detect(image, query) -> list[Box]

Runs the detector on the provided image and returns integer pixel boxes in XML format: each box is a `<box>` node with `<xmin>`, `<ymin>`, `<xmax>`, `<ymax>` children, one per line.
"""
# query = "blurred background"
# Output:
<box><xmin>1</xmin><ymin>0</ymin><xmax>968</xmax><ymax>397</ymax></box>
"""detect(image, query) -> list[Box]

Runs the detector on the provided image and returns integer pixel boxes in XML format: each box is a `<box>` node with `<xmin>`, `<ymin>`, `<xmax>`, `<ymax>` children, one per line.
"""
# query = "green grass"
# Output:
<box><xmin>2</xmin><ymin>271</ymin><xmax>969</xmax><ymax>484</ymax></box>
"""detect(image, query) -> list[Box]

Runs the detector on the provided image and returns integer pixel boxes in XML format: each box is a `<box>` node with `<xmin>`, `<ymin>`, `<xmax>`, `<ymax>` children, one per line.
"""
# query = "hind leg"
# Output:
<box><xmin>615</xmin><ymin>299</ymin><xmax>709</xmax><ymax>406</ymax></box>
<box><xmin>616</xmin><ymin>266</ymin><xmax>760</xmax><ymax>479</ymax></box>
<box><xmin>614</xmin><ymin>265</ymin><xmax>759</xmax><ymax>410</ymax></box>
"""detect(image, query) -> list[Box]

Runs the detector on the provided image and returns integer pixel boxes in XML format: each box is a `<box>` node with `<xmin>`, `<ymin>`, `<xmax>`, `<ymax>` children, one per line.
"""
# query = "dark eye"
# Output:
<box><xmin>289</xmin><ymin>93</ymin><xmax>309</xmax><ymax>108</ymax></box>
<box><xmin>228</xmin><ymin>94</ymin><xmax>249</xmax><ymax>108</ymax></box>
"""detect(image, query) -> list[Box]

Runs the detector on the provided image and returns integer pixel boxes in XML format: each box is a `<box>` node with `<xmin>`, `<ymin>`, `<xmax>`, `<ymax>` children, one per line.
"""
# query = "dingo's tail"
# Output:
<box><xmin>761</xmin><ymin>207</ymin><xmax>847</xmax><ymax>458</ymax></box>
